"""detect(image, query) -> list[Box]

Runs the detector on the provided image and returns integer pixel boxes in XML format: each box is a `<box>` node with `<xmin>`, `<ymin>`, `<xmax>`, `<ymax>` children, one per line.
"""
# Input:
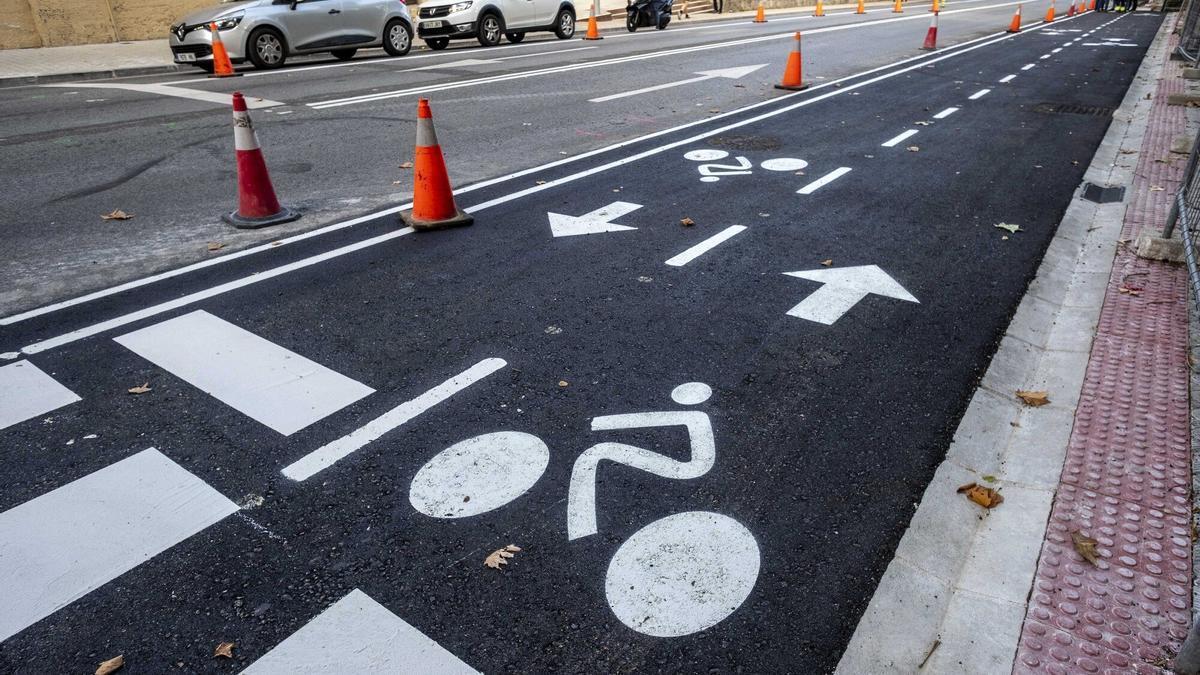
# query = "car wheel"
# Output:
<box><xmin>247</xmin><ymin>27</ymin><xmax>287</xmax><ymax>69</ymax></box>
<box><xmin>383</xmin><ymin>19</ymin><xmax>412</xmax><ymax>56</ymax></box>
<box><xmin>554</xmin><ymin>8</ymin><xmax>576</xmax><ymax>38</ymax></box>
<box><xmin>331</xmin><ymin>48</ymin><xmax>358</xmax><ymax>60</ymax></box>
<box><xmin>425</xmin><ymin>37</ymin><xmax>449</xmax><ymax>50</ymax></box>
<box><xmin>477</xmin><ymin>12</ymin><xmax>503</xmax><ymax>47</ymax></box>
<box><xmin>505</xmin><ymin>31</ymin><xmax>525</xmax><ymax>43</ymax></box>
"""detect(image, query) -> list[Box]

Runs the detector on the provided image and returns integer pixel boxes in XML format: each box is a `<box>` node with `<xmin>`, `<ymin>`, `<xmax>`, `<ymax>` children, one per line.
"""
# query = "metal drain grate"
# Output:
<box><xmin>1081</xmin><ymin>182</ymin><xmax>1126</xmax><ymax>204</ymax></box>
<box><xmin>1033</xmin><ymin>102</ymin><xmax>1116</xmax><ymax>117</ymax></box>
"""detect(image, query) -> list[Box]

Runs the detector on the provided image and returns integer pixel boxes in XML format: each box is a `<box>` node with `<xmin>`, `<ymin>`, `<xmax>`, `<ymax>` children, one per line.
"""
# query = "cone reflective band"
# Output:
<box><xmin>1007</xmin><ymin>4</ymin><xmax>1021</xmax><ymax>32</ymax></box>
<box><xmin>921</xmin><ymin>10</ymin><xmax>937</xmax><ymax>50</ymax></box>
<box><xmin>208</xmin><ymin>23</ymin><xmax>240</xmax><ymax>78</ymax></box>
<box><xmin>774</xmin><ymin>32</ymin><xmax>808</xmax><ymax>91</ymax></box>
<box><xmin>1044</xmin><ymin>0</ymin><xmax>1054</xmax><ymax>22</ymax></box>
<box><xmin>401</xmin><ymin>99</ymin><xmax>473</xmax><ymax>232</ymax></box>
<box><xmin>223</xmin><ymin>92</ymin><xmax>299</xmax><ymax>229</ymax></box>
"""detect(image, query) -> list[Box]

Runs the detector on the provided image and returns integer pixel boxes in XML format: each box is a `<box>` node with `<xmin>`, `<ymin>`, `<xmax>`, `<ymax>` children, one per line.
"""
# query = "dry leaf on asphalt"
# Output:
<box><xmin>96</xmin><ymin>655</ymin><xmax>124</xmax><ymax>675</ymax></box>
<box><xmin>214</xmin><ymin>642</ymin><xmax>235</xmax><ymax>658</ymax></box>
<box><xmin>680</xmin><ymin>217</ymin><xmax>696</xmax><ymax>227</ymax></box>
<box><xmin>1016</xmin><ymin>390</ymin><xmax>1050</xmax><ymax>407</ymax></box>
<box><xmin>906</xmin><ymin>146</ymin><xmax>920</xmax><ymax>152</ymax></box>
<box><xmin>101</xmin><ymin>209</ymin><xmax>132</xmax><ymax>221</ymax></box>
<box><xmin>956</xmin><ymin>482</ymin><xmax>1004</xmax><ymax>509</ymax></box>
<box><xmin>915</xmin><ymin>120</ymin><xmax>932</xmax><ymax>126</ymax></box>
<box><xmin>558</xmin><ymin>380</ymin><xmax>569</xmax><ymax>387</ymax></box>
<box><xmin>994</xmin><ymin>222</ymin><xmax>1022</xmax><ymax>234</ymax></box>
<box><xmin>127</xmin><ymin>383</ymin><xmax>152</xmax><ymax>395</ymax></box>
<box><xmin>207</xmin><ymin>242</ymin><xmax>225</xmax><ymax>252</ymax></box>
<box><xmin>820</xmin><ymin>259</ymin><xmax>833</xmax><ymax>267</ymax></box>
<box><xmin>1150</xmin><ymin>185</ymin><xmax>1166</xmax><ymax>191</ymax></box>
<box><xmin>1118</xmin><ymin>286</ymin><xmax>1142</xmax><ymax>296</ymax></box>
<box><xmin>485</xmin><ymin>544</ymin><xmax>521</xmax><ymax>569</ymax></box>
<box><xmin>1071</xmin><ymin>531</ymin><xmax>1100</xmax><ymax>565</ymax></box>
<box><xmin>398</xmin><ymin>161</ymin><xmax>414</xmax><ymax>169</ymax></box>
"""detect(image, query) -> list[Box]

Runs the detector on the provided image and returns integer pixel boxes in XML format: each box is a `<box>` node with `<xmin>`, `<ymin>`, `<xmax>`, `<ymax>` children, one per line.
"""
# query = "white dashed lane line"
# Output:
<box><xmin>881</xmin><ymin>129</ymin><xmax>920</xmax><ymax>147</ymax></box>
<box><xmin>968</xmin><ymin>88</ymin><xmax>991</xmax><ymax>100</ymax></box>
<box><xmin>933</xmin><ymin>106</ymin><xmax>959</xmax><ymax>119</ymax></box>
<box><xmin>796</xmin><ymin>167</ymin><xmax>853</xmax><ymax>195</ymax></box>
<box><xmin>999</xmin><ymin>74</ymin><xmax>1017</xmax><ymax>82</ymax></box>
<box><xmin>1052</xmin><ymin>47</ymin><xmax>1063</xmax><ymax>53</ymax></box>
<box><xmin>1022</xmin><ymin>63</ymin><xmax>1036</xmax><ymax>70</ymax></box>
<box><xmin>665</xmin><ymin>225</ymin><xmax>748</xmax><ymax>266</ymax></box>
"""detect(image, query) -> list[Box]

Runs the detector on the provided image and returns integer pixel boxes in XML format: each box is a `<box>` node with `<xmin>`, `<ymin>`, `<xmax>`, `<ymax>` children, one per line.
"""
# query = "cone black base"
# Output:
<box><xmin>774</xmin><ymin>83</ymin><xmax>810</xmax><ymax>91</ymax></box>
<box><xmin>223</xmin><ymin>206</ymin><xmax>300</xmax><ymax>229</ymax></box>
<box><xmin>401</xmin><ymin>208</ymin><xmax>474</xmax><ymax>232</ymax></box>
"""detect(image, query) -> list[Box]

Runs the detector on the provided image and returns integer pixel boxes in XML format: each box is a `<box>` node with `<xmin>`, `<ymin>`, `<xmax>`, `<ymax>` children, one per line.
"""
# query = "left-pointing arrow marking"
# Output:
<box><xmin>782</xmin><ymin>265</ymin><xmax>919</xmax><ymax>325</ymax></box>
<box><xmin>588</xmin><ymin>64</ymin><xmax>768</xmax><ymax>103</ymax></box>
<box><xmin>548</xmin><ymin>201</ymin><xmax>642</xmax><ymax>238</ymax></box>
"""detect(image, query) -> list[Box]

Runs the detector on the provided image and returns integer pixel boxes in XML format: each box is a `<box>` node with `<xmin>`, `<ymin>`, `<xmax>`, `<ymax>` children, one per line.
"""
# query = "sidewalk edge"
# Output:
<box><xmin>0</xmin><ymin>64</ymin><xmax>185</xmax><ymax>89</ymax></box>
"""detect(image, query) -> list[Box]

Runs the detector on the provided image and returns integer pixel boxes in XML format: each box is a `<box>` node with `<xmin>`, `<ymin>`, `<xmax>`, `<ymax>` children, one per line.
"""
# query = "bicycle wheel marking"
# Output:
<box><xmin>410</xmin><ymin>431</ymin><xmax>549</xmax><ymax>518</ymax></box>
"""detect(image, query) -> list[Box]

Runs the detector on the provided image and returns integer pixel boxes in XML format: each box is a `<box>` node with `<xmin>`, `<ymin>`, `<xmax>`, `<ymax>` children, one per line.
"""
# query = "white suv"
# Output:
<box><xmin>416</xmin><ymin>0</ymin><xmax>575</xmax><ymax>49</ymax></box>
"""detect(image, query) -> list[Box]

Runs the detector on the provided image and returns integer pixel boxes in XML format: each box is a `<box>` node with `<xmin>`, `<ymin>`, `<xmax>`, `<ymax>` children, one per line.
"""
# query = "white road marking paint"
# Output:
<box><xmin>665</xmin><ymin>225</ymin><xmax>747</xmax><ymax>266</ymax></box>
<box><xmin>242</xmin><ymin>589</ymin><xmax>479</xmax><ymax>674</ymax></box>
<box><xmin>42</xmin><ymin>82</ymin><xmax>282</xmax><ymax>108</ymax></box>
<box><xmin>796</xmin><ymin>166</ymin><xmax>853</xmax><ymax>194</ymax></box>
<box><xmin>281</xmin><ymin>358</ymin><xmax>506</xmax><ymax>482</ymax></box>
<box><xmin>409</xmin><ymin>432</ymin><xmax>549</xmax><ymax>518</ymax></box>
<box><xmin>783</xmin><ymin>264</ymin><xmax>918</xmax><ymax>324</ymax></box>
<box><xmin>1051</xmin><ymin>47</ymin><xmax>1063</xmax><ymax>53</ymax></box>
<box><xmin>605</xmin><ymin>511</ymin><xmax>760</xmax><ymax>637</ymax></box>
<box><xmin>999</xmin><ymin>74</ymin><xmax>1017</xmax><ymax>82</ymax></box>
<box><xmin>1080</xmin><ymin>42</ymin><xmax>1139</xmax><ymax>46</ymax></box>
<box><xmin>881</xmin><ymin>129</ymin><xmax>919</xmax><ymax>147</ymax></box>
<box><xmin>114</xmin><ymin>310</ymin><xmax>374</xmax><ymax>436</ymax></box>
<box><xmin>1022</xmin><ymin>63</ymin><xmax>1036</xmax><ymax>69</ymax></box>
<box><xmin>548</xmin><ymin>201</ymin><xmax>641</xmax><ymax>237</ymax></box>
<box><xmin>411</xmin><ymin>46</ymin><xmax>597</xmax><ymax>70</ymax></box>
<box><xmin>1039</xmin><ymin>53</ymin><xmax>1051</xmax><ymax>59</ymax></box>
<box><xmin>932</xmin><ymin>106</ymin><xmax>959</xmax><ymax>119</ymax></box>
<box><xmin>968</xmin><ymin>88</ymin><xmax>991</xmax><ymax>99</ymax></box>
<box><xmin>1061</xmin><ymin>41</ymin><xmax>1072</xmax><ymax>46</ymax></box>
<box><xmin>275</xmin><ymin>110</ymin><xmax>294</xmax><ymax>115</ymax></box>
<box><xmin>589</xmin><ymin>64</ymin><xmax>767</xmax><ymax>102</ymax></box>
<box><xmin>0</xmin><ymin>448</ymin><xmax>237</xmax><ymax>642</ymax></box>
<box><xmin>0</xmin><ymin>361</ymin><xmax>80</xmax><ymax>431</ymax></box>
<box><xmin>759</xmin><ymin>157</ymin><xmax>808</xmax><ymax>171</ymax></box>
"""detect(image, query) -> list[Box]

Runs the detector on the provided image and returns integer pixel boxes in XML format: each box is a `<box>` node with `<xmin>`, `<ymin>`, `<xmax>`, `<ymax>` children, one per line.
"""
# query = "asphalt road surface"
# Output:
<box><xmin>0</xmin><ymin>7</ymin><xmax>1159</xmax><ymax>674</ymax></box>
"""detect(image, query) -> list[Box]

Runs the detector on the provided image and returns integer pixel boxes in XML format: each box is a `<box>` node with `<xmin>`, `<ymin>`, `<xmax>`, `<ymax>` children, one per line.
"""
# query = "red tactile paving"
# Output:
<box><xmin>1012</xmin><ymin>24</ymin><xmax>1193</xmax><ymax>675</ymax></box>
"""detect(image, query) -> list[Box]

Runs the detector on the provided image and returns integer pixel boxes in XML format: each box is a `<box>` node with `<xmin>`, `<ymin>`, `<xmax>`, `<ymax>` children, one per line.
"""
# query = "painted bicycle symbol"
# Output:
<box><xmin>407</xmin><ymin>381</ymin><xmax>760</xmax><ymax>638</ymax></box>
<box><xmin>684</xmin><ymin>148</ymin><xmax>809</xmax><ymax>183</ymax></box>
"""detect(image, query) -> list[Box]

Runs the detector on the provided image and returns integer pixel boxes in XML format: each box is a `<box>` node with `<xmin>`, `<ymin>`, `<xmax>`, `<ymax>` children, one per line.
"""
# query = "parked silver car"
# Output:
<box><xmin>169</xmin><ymin>0</ymin><xmax>414</xmax><ymax>72</ymax></box>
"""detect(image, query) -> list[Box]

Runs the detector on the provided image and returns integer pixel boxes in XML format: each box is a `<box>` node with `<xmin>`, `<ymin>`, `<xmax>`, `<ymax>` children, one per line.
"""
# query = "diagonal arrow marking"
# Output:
<box><xmin>548</xmin><ymin>201</ymin><xmax>642</xmax><ymax>238</ymax></box>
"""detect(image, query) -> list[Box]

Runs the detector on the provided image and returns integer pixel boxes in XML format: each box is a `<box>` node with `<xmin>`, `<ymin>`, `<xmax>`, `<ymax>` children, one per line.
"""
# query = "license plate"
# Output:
<box><xmin>174</xmin><ymin>52</ymin><xmax>196</xmax><ymax>62</ymax></box>
<box><xmin>420</xmin><ymin>20</ymin><xmax>440</xmax><ymax>29</ymax></box>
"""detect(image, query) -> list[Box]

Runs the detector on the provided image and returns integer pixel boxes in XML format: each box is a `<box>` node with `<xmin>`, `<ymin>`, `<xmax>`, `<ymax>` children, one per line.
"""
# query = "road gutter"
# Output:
<box><xmin>835</xmin><ymin>12</ymin><xmax>1165</xmax><ymax>674</ymax></box>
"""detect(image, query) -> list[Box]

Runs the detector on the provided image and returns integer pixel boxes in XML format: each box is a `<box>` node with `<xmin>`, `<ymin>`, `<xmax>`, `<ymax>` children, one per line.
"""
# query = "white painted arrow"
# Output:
<box><xmin>589</xmin><ymin>64</ymin><xmax>768</xmax><ymax>103</ymax></box>
<box><xmin>783</xmin><ymin>265</ymin><xmax>918</xmax><ymax>325</ymax></box>
<box><xmin>548</xmin><ymin>201</ymin><xmax>642</xmax><ymax>238</ymax></box>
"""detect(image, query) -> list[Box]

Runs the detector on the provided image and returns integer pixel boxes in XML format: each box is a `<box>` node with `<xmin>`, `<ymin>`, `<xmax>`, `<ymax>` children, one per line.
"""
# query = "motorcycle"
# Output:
<box><xmin>626</xmin><ymin>0</ymin><xmax>673</xmax><ymax>31</ymax></box>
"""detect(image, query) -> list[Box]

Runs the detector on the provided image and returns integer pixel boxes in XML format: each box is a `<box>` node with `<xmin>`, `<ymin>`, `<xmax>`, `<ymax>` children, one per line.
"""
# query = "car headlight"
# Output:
<box><xmin>213</xmin><ymin>14</ymin><xmax>243</xmax><ymax>30</ymax></box>
<box><xmin>450</xmin><ymin>1</ymin><xmax>472</xmax><ymax>11</ymax></box>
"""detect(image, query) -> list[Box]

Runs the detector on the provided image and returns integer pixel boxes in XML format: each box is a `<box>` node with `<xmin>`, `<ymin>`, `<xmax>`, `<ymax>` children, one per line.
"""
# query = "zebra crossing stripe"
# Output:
<box><xmin>0</xmin><ymin>448</ymin><xmax>237</xmax><ymax>642</ymax></box>
<box><xmin>241</xmin><ymin>589</ymin><xmax>479</xmax><ymax>674</ymax></box>
<box><xmin>0</xmin><ymin>360</ymin><xmax>80</xmax><ymax>431</ymax></box>
<box><xmin>114</xmin><ymin>310</ymin><xmax>374</xmax><ymax>436</ymax></box>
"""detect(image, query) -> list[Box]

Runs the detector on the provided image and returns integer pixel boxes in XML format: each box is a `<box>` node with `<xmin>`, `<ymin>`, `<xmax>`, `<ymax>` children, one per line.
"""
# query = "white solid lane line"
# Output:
<box><xmin>42</xmin><ymin>82</ymin><xmax>282</xmax><ymax>108</ymax></box>
<box><xmin>999</xmin><ymin>74</ymin><xmax>1016</xmax><ymax>82</ymax></box>
<box><xmin>590</xmin><ymin>64</ymin><xmax>766</xmax><ymax>103</ymax></box>
<box><xmin>0</xmin><ymin>448</ymin><xmax>238</xmax><ymax>642</ymax></box>
<box><xmin>281</xmin><ymin>357</ymin><xmax>507</xmax><ymax>482</ymax></box>
<box><xmin>114</xmin><ymin>310</ymin><xmax>374</xmax><ymax>436</ymax></box>
<box><xmin>665</xmin><ymin>226</ymin><xmax>748</xmax><ymax>266</ymax></box>
<box><xmin>412</xmin><ymin>46</ymin><xmax>597</xmax><ymax>70</ymax></box>
<box><xmin>968</xmin><ymin>88</ymin><xmax>991</xmax><ymax>99</ymax></box>
<box><xmin>243</xmin><ymin>589</ymin><xmax>479</xmax><ymax>674</ymax></box>
<box><xmin>1022</xmin><ymin>63</ymin><xmax>1036</xmax><ymax>69</ymax></box>
<box><xmin>881</xmin><ymin>129</ymin><xmax>919</xmax><ymax>147</ymax></box>
<box><xmin>932</xmin><ymin>106</ymin><xmax>959</xmax><ymax>119</ymax></box>
<box><xmin>796</xmin><ymin>167</ymin><xmax>853</xmax><ymax>195</ymax></box>
<box><xmin>0</xmin><ymin>360</ymin><xmax>80</xmax><ymax>431</ymax></box>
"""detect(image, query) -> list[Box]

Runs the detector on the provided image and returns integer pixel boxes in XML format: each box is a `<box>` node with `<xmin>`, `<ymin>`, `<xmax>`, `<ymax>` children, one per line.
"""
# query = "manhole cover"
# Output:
<box><xmin>707</xmin><ymin>135</ymin><xmax>783</xmax><ymax>151</ymax></box>
<box><xmin>1033</xmin><ymin>102</ymin><xmax>1115</xmax><ymax>117</ymax></box>
<box><xmin>1081</xmin><ymin>182</ymin><xmax>1126</xmax><ymax>203</ymax></box>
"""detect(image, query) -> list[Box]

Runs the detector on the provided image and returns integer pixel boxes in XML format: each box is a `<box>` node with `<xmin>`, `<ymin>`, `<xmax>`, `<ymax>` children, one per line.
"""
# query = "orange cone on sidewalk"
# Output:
<box><xmin>775</xmin><ymin>32</ymin><xmax>809</xmax><ymax>91</ymax></box>
<box><xmin>754</xmin><ymin>2</ymin><xmax>767</xmax><ymax>22</ymax></box>
<box><xmin>209</xmin><ymin>23</ymin><xmax>240</xmax><ymax>78</ymax></box>
<box><xmin>893</xmin><ymin>0</ymin><xmax>903</xmax><ymax>13</ymax></box>
<box><xmin>856</xmin><ymin>0</ymin><xmax>865</xmax><ymax>13</ymax></box>
<box><xmin>1007</xmin><ymin>4</ymin><xmax>1022</xmax><ymax>31</ymax></box>
<box><xmin>1044</xmin><ymin>0</ymin><xmax>1055</xmax><ymax>22</ymax></box>
<box><xmin>400</xmin><ymin>98</ymin><xmax>472</xmax><ymax>232</ymax></box>
<box><xmin>929</xmin><ymin>0</ymin><xmax>939</xmax><ymax>12</ymax></box>
<box><xmin>583</xmin><ymin>9</ymin><xmax>602</xmax><ymax>39</ymax></box>
<box><xmin>814</xmin><ymin>0</ymin><xmax>825</xmax><ymax>15</ymax></box>
<box><xmin>223</xmin><ymin>92</ymin><xmax>298</xmax><ymax>229</ymax></box>
<box><xmin>921</xmin><ymin>10</ymin><xmax>938</xmax><ymax>50</ymax></box>
<box><xmin>1088</xmin><ymin>0</ymin><xmax>1095</xmax><ymax>9</ymax></box>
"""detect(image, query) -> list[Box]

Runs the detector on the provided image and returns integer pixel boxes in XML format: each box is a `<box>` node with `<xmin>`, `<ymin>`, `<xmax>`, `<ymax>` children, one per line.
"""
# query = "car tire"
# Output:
<box><xmin>554</xmin><ymin>8</ymin><xmax>576</xmax><ymax>38</ymax></box>
<box><xmin>247</xmin><ymin>27</ymin><xmax>287</xmax><ymax>69</ymax></box>
<box><xmin>331</xmin><ymin>48</ymin><xmax>358</xmax><ymax>60</ymax></box>
<box><xmin>383</xmin><ymin>19</ymin><xmax>413</xmax><ymax>56</ymax></box>
<box><xmin>505</xmin><ymin>31</ymin><xmax>525</xmax><ymax>43</ymax></box>
<box><xmin>425</xmin><ymin>37</ymin><xmax>450</xmax><ymax>50</ymax></box>
<box><xmin>626</xmin><ymin>13</ymin><xmax>638</xmax><ymax>31</ymax></box>
<box><xmin>477</xmin><ymin>12</ymin><xmax>503</xmax><ymax>47</ymax></box>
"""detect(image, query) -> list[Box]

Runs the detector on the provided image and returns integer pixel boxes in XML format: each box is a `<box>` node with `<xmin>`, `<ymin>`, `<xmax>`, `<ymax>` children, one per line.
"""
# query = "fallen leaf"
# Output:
<box><xmin>995</xmin><ymin>222</ymin><xmax>1022</xmax><ymax>234</ymax></box>
<box><xmin>398</xmin><ymin>161</ymin><xmax>413</xmax><ymax>169</ymax></box>
<box><xmin>207</xmin><ymin>242</ymin><xmax>225</xmax><ymax>252</ymax></box>
<box><xmin>907</xmin><ymin>145</ymin><xmax>920</xmax><ymax>152</ymax></box>
<box><xmin>981</xmin><ymin>474</ymin><xmax>998</xmax><ymax>483</ymax></box>
<box><xmin>213</xmin><ymin>642</ymin><xmax>235</xmax><ymax>659</ymax></box>
<box><xmin>820</xmin><ymin>259</ymin><xmax>833</xmax><ymax>267</ymax></box>
<box><xmin>1071</xmin><ymin>531</ymin><xmax>1099</xmax><ymax>565</ymax></box>
<box><xmin>637</xmin><ymin>276</ymin><xmax>653</xmax><ymax>283</ymax></box>
<box><xmin>915</xmin><ymin>120</ymin><xmax>933</xmax><ymax>126</ymax></box>
<box><xmin>1150</xmin><ymin>185</ymin><xmax>1166</xmax><ymax>191</ymax></box>
<box><xmin>708</xmin><ymin>109</ymin><xmax>721</xmax><ymax>114</ymax></box>
<box><xmin>1118</xmin><ymin>286</ymin><xmax>1142</xmax><ymax>296</ymax></box>
<box><xmin>485</xmin><ymin>544</ymin><xmax>521</xmax><ymax>569</ymax></box>
<box><xmin>535</xmin><ymin>180</ymin><xmax>547</xmax><ymax>185</ymax></box>
<box><xmin>101</xmin><ymin>209</ymin><xmax>132</xmax><ymax>221</ymax></box>
<box><xmin>558</xmin><ymin>380</ymin><xmax>569</xmax><ymax>387</ymax></box>
<box><xmin>128</xmin><ymin>383</ymin><xmax>152</xmax><ymax>395</ymax></box>
<box><xmin>956</xmin><ymin>482</ymin><xmax>1004</xmax><ymax>508</ymax></box>
<box><xmin>544</xmin><ymin>325</ymin><xmax>562</xmax><ymax>335</ymax></box>
<box><xmin>680</xmin><ymin>217</ymin><xmax>696</xmax><ymax>227</ymax></box>
<box><xmin>1016</xmin><ymin>390</ymin><xmax>1049</xmax><ymax>406</ymax></box>
<box><xmin>96</xmin><ymin>655</ymin><xmax>124</xmax><ymax>675</ymax></box>
<box><xmin>392</xmin><ymin>180</ymin><xmax>403</xmax><ymax>185</ymax></box>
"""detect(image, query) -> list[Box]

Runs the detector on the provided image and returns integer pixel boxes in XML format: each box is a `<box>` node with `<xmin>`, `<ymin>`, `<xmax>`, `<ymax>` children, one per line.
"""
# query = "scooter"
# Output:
<box><xmin>626</xmin><ymin>0</ymin><xmax>673</xmax><ymax>31</ymax></box>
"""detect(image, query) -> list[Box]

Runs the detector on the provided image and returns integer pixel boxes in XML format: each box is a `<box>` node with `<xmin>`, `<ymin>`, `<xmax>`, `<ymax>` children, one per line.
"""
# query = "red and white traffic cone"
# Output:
<box><xmin>401</xmin><ymin>98</ymin><xmax>473</xmax><ymax>231</ymax></box>
<box><xmin>921</xmin><ymin>10</ymin><xmax>938</xmax><ymax>50</ymax></box>
<box><xmin>223</xmin><ymin>92</ymin><xmax>299</xmax><ymax>229</ymax></box>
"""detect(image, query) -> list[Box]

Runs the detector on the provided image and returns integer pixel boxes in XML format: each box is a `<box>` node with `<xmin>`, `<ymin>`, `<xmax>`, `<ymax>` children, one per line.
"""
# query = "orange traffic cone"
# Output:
<box><xmin>401</xmin><ymin>99</ymin><xmax>472</xmax><ymax>232</ymax></box>
<box><xmin>814</xmin><ymin>0</ymin><xmax>825</xmax><ymax>15</ymax></box>
<box><xmin>929</xmin><ymin>0</ymin><xmax>938</xmax><ymax>12</ymax></box>
<box><xmin>921</xmin><ymin>10</ymin><xmax>938</xmax><ymax>49</ymax></box>
<box><xmin>893</xmin><ymin>0</ymin><xmax>903</xmax><ymax>13</ymax></box>
<box><xmin>754</xmin><ymin>2</ymin><xmax>767</xmax><ymax>22</ymax></box>
<box><xmin>1007</xmin><ymin>4</ymin><xmax>1021</xmax><ymax>31</ymax></box>
<box><xmin>583</xmin><ymin>9</ymin><xmax>602</xmax><ymax>39</ymax></box>
<box><xmin>775</xmin><ymin>32</ymin><xmax>808</xmax><ymax>91</ymax></box>
<box><xmin>856</xmin><ymin>0</ymin><xmax>866</xmax><ymax>13</ymax></box>
<box><xmin>223</xmin><ymin>92</ymin><xmax>297</xmax><ymax>228</ymax></box>
<box><xmin>1044</xmin><ymin>0</ymin><xmax>1054</xmax><ymax>21</ymax></box>
<box><xmin>209</xmin><ymin>23</ymin><xmax>240</xmax><ymax>78</ymax></box>
<box><xmin>1088</xmin><ymin>0</ymin><xmax>1095</xmax><ymax>9</ymax></box>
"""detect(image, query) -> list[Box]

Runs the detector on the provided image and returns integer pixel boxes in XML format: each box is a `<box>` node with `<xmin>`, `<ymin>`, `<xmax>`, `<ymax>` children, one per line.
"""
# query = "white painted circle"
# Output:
<box><xmin>684</xmin><ymin>148</ymin><xmax>729</xmax><ymax>161</ymax></box>
<box><xmin>759</xmin><ymin>157</ymin><xmax>808</xmax><ymax>172</ymax></box>
<box><xmin>409</xmin><ymin>431</ymin><xmax>549</xmax><ymax>518</ymax></box>
<box><xmin>605</xmin><ymin>511</ymin><xmax>759</xmax><ymax>637</ymax></box>
<box><xmin>670</xmin><ymin>382</ymin><xmax>712</xmax><ymax>406</ymax></box>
